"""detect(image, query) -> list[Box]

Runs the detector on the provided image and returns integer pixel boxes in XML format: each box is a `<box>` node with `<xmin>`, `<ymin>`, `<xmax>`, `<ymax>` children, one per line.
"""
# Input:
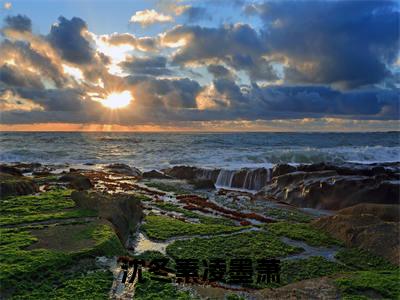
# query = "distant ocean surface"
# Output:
<box><xmin>0</xmin><ymin>132</ymin><xmax>399</xmax><ymax>170</ymax></box>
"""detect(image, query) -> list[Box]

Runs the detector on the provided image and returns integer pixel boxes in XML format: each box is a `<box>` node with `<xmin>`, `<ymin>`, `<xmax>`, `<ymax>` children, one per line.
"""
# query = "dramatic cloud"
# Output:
<box><xmin>4</xmin><ymin>14</ymin><xmax>31</xmax><ymax>32</ymax></box>
<box><xmin>253</xmin><ymin>1</ymin><xmax>400</xmax><ymax>89</ymax></box>
<box><xmin>130</xmin><ymin>9</ymin><xmax>173</xmax><ymax>26</ymax></box>
<box><xmin>48</xmin><ymin>16</ymin><xmax>94</xmax><ymax>64</ymax></box>
<box><xmin>120</xmin><ymin>56</ymin><xmax>171</xmax><ymax>76</ymax></box>
<box><xmin>104</xmin><ymin>33</ymin><xmax>158</xmax><ymax>52</ymax></box>
<box><xmin>0</xmin><ymin>0</ymin><xmax>398</xmax><ymax>130</ymax></box>
<box><xmin>175</xmin><ymin>6</ymin><xmax>211</xmax><ymax>22</ymax></box>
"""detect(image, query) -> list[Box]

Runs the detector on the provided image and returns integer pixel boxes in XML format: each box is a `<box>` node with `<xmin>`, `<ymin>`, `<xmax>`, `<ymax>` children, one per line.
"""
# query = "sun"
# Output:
<box><xmin>101</xmin><ymin>91</ymin><xmax>132</xmax><ymax>109</ymax></box>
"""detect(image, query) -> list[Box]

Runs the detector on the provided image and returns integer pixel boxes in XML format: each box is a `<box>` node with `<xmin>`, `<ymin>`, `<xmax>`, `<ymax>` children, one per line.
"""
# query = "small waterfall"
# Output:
<box><xmin>198</xmin><ymin>169</ymin><xmax>215</xmax><ymax>180</ymax></box>
<box><xmin>215</xmin><ymin>170</ymin><xmax>236</xmax><ymax>188</ymax></box>
<box><xmin>214</xmin><ymin>168</ymin><xmax>272</xmax><ymax>191</ymax></box>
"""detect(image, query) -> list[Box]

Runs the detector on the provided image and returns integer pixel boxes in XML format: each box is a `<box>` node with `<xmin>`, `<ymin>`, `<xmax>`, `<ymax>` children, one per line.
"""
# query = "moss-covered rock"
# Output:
<box><xmin>0</xmin><ymin>173</ymin><xmax>38</xmax><ymax>198</ymax></box>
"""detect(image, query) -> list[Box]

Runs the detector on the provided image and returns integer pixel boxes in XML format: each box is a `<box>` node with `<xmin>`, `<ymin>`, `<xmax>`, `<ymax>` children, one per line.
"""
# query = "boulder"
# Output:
<box><xmin>71</xmin><ymin>191</ymin><xmax>143</xmax><ymax>244</ymax></box>
<box><xmin>59</xmin><ymin>173</ymin><xmax>93</xmax><ymax>190</ymax></box>
<box><xmin>313</xmin><ymin>214</ymin><xmax>399</xmax><ymax>265</ymax></box>
<box><xmin>105</xmin><ymin>163</ymin><xmax>142</xmax><ymax>177</ymax></box>
<box><xmin>0</xmin><ymin>173</ymin><xmax>39</xmax><ymax>198</ymax></box>
<box><xmin>272</xmin><ymin>164</ymin><xmax>297</xmax><ymax>178</ymax></box>
<box><xmin>142</xmin><ymin>170</ymin><xmax>171</xmax><ymax>179</ymax></box>
<box><xmin>0</xmin><ymin>165</ymin><xmax>22</xmax><ymax>176</ymax></box>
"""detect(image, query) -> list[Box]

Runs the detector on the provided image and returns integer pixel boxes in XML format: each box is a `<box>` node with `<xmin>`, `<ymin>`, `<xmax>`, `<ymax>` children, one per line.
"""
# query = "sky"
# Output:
<box><xmin>0</xmin><ymin>0</ymin><xmax>399</xmax><ymax>131</ymax></box>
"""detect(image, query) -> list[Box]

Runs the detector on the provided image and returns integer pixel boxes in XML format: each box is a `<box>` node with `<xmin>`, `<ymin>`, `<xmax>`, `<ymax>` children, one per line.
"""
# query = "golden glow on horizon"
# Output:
<box><xmin>0</xmin><ymin>119</ymin><xmax>399</xmax><ymax>132</ymax></box>
<box><xmin>101</xmin><ymin>91</ymin><xmax>132</xmax><ymax>109</ymax></box>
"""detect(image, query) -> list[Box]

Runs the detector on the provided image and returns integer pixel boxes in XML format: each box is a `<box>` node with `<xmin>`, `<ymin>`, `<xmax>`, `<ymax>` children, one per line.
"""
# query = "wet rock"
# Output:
<box><xmin>189</xmin><ymin>179</ymin><xmax>215</xmax><ymax>189</ymax></box>
<box><xmin>71</xmin><ymin>191</ymin><xmax>143</xmax><ymax>244</ymax></box>
<box><xmin>263</xmin><ymin>170</ymin><xmax>399</xmax><ymax>210</ymax></box>
<box><xmin>105</xmin><ymin>163</ymin><xmax>142</xmax><ymax>177</ymax></box>
<box><xmin>272</xmin><ymin>164</ymin><xmax>296</xmax><ymax>178</ymax></box>
<box><xmin>163</xmin><ymin>166</ymin><xmax>221</xmax><ymax>182</ymax></box>
<box><xmin>228</xmin><ymin>168</ymin><xmax>271</xmax><ymax>190</ymax></box>
<box><xmin>32</xmin><ymin>167</ymin><xmax>53</xmax><ymax>176</ymax></box>
<box><xmin>313</xmin><ymin>213</ymin><xmax>400</xmax><ymax>265</ymax></box>
<box><xmin>162</xmin><ymin>166</ymin><xmax>199</xmax><ymax>180</ymax></box>
<box><xmin>59</xmin><ymin>173</ymin><xmax>93</xmax><ymax>190</ymax></box>
<box><xmin>9</xmin><ymin>162</ymin><xmax>42</xmax><ymax>173</ymax></box>
<box><xmin>0</xmin><ymin>173</ymin><xmax>39</xmax><ymax>198</ymax></box>
<box><xmin>297</xmin><ymin>162</ymin><xmax>399</xmax><ymax>177</ymax></box>
<box><xmin>142</xmin><ymin>170</ymin><xmax>171</xmax><ymax>179</ymax></box>
<box><xmin>0</xmin><ymin>165</ymin><xmax>22</xmax><ymax>176</ymax></box>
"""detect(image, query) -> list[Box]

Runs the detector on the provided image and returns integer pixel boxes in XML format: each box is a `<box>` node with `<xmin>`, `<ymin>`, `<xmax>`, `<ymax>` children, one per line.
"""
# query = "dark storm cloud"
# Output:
<box><xmin>166</xmin><ymin>24</ymin><xmax>264</xmax><ymax>64</ymax></box>
<box><xmin>48</xmin><ymin>16</ymin><xmax>94</xmax><ymax>64</ymax></box>
<box><xmin>250</xmin><ymin>85</ymin><xmax>400</xmax><ymax>120</ymax></box>
<box><xmin>126</xmin><ymin>75</ymin><xmax>201</xmax><ymax>109</ymax></box>
<box><xmin>254</xmin><ymin>0</ymin><xmax>400</xmax><ymax>89</ymax></box>
<box><xmin>4</xmin><ymin>15</ymin><xmax>32</xmax><ymax>32</ymax></box>
<box><xmin>182</xmin><ymin>7</ymin><xmax>211</xmax><ymax>23</ymax></box>
<box><xmin>15</xmin><ymin>88</ymin><xmax>86</xmax><ymax>111</ymax></box>
<box><xmin>121</xmin><ymin>56</ymin><xmax>171</xmax><ymax>76</ymax></box>
<box><xmin>164</xmin><ymin>23</ymin><xmax>277</xmax><ymax>81</ymax></box>
<box><xmin>207</xmin><ymin>64</ymin><xmax>233</xmax><ymax>79</ymax></box>
<box><xmin>0</xmin><ymin>64</ymin><xmax>44</xmax><ymax>89</ymax></box>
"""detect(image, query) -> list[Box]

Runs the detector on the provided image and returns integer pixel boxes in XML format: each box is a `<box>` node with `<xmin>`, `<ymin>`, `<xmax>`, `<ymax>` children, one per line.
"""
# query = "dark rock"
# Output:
<box><xmin>162</xmin><ymin>166</ymin><xmax>198</xmax><ymax>180</ymax></box>
<box><xmin>105</xmin><ymin>163</ymin><xmax>142</xmax><ymax>177</ymax></box>
<box><xmin>0</xmin><ymin>165</ymin><xmax>22</xmax><ymax>176</ymax></box>
<box><xmin>0</xmin><ymin>173</ymin><xmax>39</xmax><ymax>198</ymax></box>
<box><xmin>32</xmin><ymin>167</ymin><xmax>53</xmax><ymax>176</ymax></box>
<box><xmin>313</xmin><ymin>213</ymin><xmax>399</xmax><ymax>265</ymax></box>
<box><xmin>142</xmin><ymin>170</ymin><xmax>171</xmax><ymax>179</ymax></box>
<box><xmin>71</xmin><ymin>191</ymin><xmax>143</xmax><ymax>244</ymax></box>
<box><xmin>9</xmin><ymin>162</ymin><xmax>42</xmax><ymax>173</ymax></box>
<box><xmin>337</xmin><ymin>203</ymin><xmax>400</xmax><ymax>222</ymax></box>
<box><xmin>229</xmin><ymin>168</ymin><xmax>270</xmax><ymax>190</ymax></box>
<box><xmin>189</xmin><ymin>179</ymin><xmax>215</xmax><ymax>189</ymax></box>
<box><xmin>163</xmin><ymin>166</ymin><xmax>222</xmax><ymax>183</ymax></box>
<box><xmin>263</xmin><ymin>171</ymin><xmax>399</xmax><ymax>210</ymax></box>
<box><xmin>59</xmin><ymin>173</ymin><xmax>93</xmax><ymax>190</ymax></box>
<box><xmin>272</xmin><ymin>164</ymin><xmax>296</xmax><ymax>178</ymax></box>
<box><xmin>297</xmin><ymin>162</ymin><xmax>398</xmax><ymax>178</ymax></box>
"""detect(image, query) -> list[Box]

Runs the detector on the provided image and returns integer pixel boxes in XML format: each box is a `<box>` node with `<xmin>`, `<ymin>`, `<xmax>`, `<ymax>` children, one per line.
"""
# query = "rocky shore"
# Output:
<box><xmin>0</xmin><ymin>161</ymin><xmax>399</xmax><ymax>299</ymax></box>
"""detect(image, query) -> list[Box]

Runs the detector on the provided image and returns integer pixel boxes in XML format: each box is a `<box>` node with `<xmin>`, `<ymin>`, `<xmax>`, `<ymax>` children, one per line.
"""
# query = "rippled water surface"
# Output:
<box><xmin>1</xmin><ymin>132</ymin><xmax>399</xmax><ymax>170</ymax></box>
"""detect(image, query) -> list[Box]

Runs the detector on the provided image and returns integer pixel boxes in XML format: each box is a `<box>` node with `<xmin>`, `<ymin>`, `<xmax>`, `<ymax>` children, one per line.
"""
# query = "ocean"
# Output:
<box><xmin>1</xmin><ymin>132</ymin><xmax>399</xmax><ymax>170</ymax></box>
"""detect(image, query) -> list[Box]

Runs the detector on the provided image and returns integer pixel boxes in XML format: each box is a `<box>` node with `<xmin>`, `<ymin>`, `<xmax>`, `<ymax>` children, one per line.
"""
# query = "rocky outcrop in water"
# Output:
<box><xmin>105</xmin><ymin>163</ymin><xmax>142</xmax><ymax>177</ymax></box>
<box><xmin>71</xmin><ymin>191</ymin><xmax>143</xmax><ymax>244</ymax></box>
<box><xmin>143</xmin><ymin>170</ymin><xmax>171</xmax><ymax>179</ymax></box>
<box><xmin>262</xmin><ymin>163</ymin><xmax>399</xmax><ymax>210</ymax></box>
<box><xmin>163</xmin><ymin>166</ymin><xmax>271</xmax><ymax>191</ymax></box>
<box><xmin>163</xmin><ymin>166</ymin><xmax>213</xmax><ymax>180</ymax></box>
